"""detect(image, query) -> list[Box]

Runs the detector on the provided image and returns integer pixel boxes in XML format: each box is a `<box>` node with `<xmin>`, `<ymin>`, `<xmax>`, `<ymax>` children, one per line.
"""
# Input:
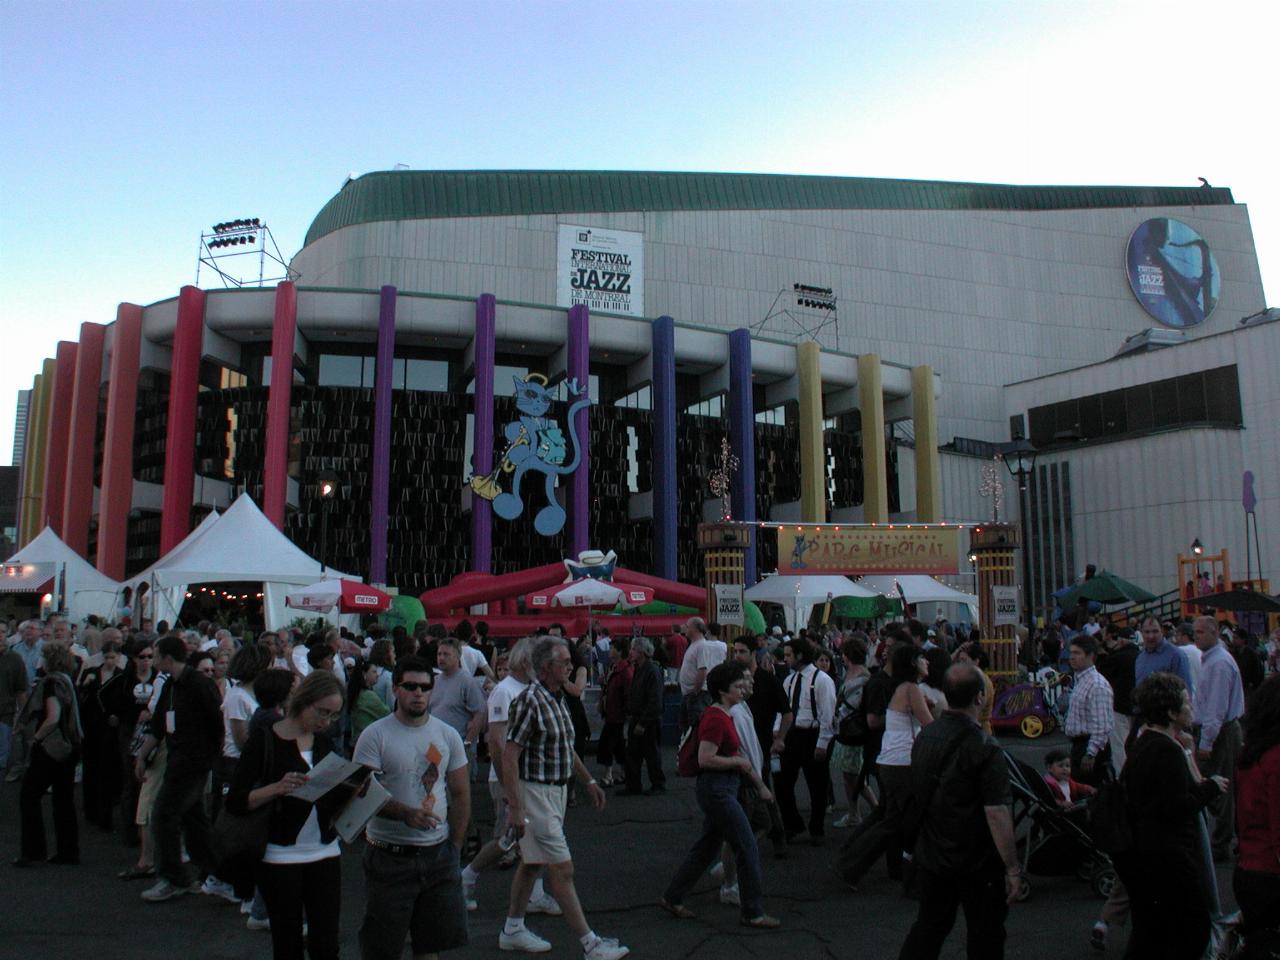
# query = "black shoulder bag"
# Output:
<box><xmin>212</xmin><ymin>732</ymin><xmax>277</xmax><ymax>864</ymax></box>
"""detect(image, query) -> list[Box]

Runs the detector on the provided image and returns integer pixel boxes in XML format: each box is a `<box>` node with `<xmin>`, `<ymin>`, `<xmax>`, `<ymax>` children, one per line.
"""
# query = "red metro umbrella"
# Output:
<box><xmin>285</xmin><ymin>579</ymin><xmax>392</xmax><ymax>614</ymax></box>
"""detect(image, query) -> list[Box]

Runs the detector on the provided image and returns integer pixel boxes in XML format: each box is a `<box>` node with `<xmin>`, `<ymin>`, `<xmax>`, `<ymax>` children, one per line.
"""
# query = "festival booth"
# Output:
<box><xmin>123</xmin><ymin>493</ymin><xmax>359</xmax><ymax>630</ymax></box>
<box><xmin>3</xmin><ymin>528</ymin><xmax>121</xmax><ymax>624</ymax></box>
<box><xmin>420</xmin><ymin>550</ymin><xmax>706</xmax><ymax>638</ymax></box>
<box><xmin>854</xmin><ymin>574</ymin><xmax>979</xmax><ymax>626</ymax></box>
<box><xmin>744</xmin><ymin>574</ymin><xmax>881</xmax><ymax>632</ymax></box>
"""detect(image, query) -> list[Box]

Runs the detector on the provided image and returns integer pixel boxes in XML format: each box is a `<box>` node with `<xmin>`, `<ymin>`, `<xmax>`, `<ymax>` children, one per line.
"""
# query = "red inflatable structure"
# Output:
<box><xmin>419</xmin><ymin>564</ymin><xmax>706</xmax><ymax>639</ymax></box>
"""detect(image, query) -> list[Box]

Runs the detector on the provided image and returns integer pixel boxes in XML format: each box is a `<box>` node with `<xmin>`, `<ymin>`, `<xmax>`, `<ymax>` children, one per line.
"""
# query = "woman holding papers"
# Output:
<box><xmin>226</xmin><ymin>670</ymin><xmax>351</xmax><ymax>960</ymax></box>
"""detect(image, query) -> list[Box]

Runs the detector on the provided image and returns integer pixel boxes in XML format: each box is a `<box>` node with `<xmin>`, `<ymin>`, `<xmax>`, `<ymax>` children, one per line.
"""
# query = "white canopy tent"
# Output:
<box><xmin>4</xmin><ymin>528</ymin><xmax>121</xmax><ymax>624</ymax></box>
<box><xmin>855</xmin><ymin>575</ymin><xmax>979</xmax><ymax>623</ymax></box>
<box><xmin>124</xmin><ymin>493</ymin><xmax>355</xmax><ymax>630</ymax></box>
<box><xmin>123</xmin><ymin>509</ymin><xmax>221</xmax><ymax>627</ymax></box>
<box><xmin>745</xmin><ymin>575</ymin><xmax>879</xmax><ymax>631</ymax></box>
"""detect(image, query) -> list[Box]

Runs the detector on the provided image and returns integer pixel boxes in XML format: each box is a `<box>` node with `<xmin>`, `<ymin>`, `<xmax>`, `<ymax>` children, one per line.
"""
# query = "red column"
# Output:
<box><xmin>262</xmin><ymin>281</ymin><xmax>297</xmax><ymax>529</ymax></box>
<box><xmin>41</xmin><ymin>341</ymin><xmax>79</xmax><ymax>535</ymax></box>
<box><xmin>97</xmin><ymin>304</ymin><xmax>143</xmax><ymax>579</ymax></box>
<box><xmin>61</xmin><ymin>322</ymin><xmax>107</xmax><ymax>557</ymax></box>
<box><xmin>159</xmin><ymin>286</ymin><xmax>205</xmax><ymax>554</ymax></box>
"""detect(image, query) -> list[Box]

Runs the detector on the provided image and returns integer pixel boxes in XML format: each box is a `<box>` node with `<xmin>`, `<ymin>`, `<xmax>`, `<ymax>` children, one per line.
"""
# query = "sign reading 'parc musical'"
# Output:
<box><xmin>775</xmin><ymin>526</ymin><xmax>962</xmax><ymax>576</ymax></box>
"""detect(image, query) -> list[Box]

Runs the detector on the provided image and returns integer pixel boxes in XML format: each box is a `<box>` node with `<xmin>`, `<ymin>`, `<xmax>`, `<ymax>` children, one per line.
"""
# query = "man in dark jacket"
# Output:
<box><xmin>621</xmin><ymin>637</ymin><xmax>665</xmax><ymax>795</ymax></box>
<box><xmin>136</xmin><ymin>635</ymin><xmax>224</xmax><ymax>903</ymax></box>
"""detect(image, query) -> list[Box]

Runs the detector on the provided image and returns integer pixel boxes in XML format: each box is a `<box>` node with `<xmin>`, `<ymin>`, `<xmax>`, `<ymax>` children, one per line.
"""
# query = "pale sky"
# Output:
<box><xmin>2</xmin><ymin>0</ymin><xmax>1275</xmax><ymax>465</ymax></box>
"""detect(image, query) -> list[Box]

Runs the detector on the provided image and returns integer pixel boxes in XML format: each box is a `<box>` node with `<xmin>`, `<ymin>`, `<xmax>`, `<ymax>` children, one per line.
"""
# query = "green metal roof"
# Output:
<box><xmin>303</xmin><ymin>170</ymin><xmax>1236</xmax><ymax>247</ymax></box>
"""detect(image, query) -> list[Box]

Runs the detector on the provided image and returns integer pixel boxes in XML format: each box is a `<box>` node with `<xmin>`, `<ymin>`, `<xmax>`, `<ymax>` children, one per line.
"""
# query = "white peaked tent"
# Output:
<box><xmin>128</xmin><ymin>493</ymin><xmax>352</xmax><ymax>630</ymax></box>
<box><xmin>855</xmin><ymin>575</ymin><xmax>979</xmax><ymax>622</ymax></box>
<box><xmin>745</xmin><ymin>575</ymin><xmax>879</xmax><ymax>631</ymax></box>
<box><xmin>123</xmin><ymin>510</ymin><xmax>222</xmax><ymax>627</ymax></box>
<box><xmin>4</xmin><ymin>528</ymin><xmax>121</xmax><ymax>624</ymax></box>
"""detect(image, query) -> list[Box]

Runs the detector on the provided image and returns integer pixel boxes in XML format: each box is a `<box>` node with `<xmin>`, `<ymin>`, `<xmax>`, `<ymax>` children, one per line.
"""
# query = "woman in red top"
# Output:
<box><xmin>1233</xmin><ymin>673</ymin><xmax>1280</xmax><ymax>957</ymax></box>
<box><xmin>659</xmin><ymin>661</ymin><xmax>780</xmax><ymax>928</ymax></box>
<box><xmin>595</xmin><ymin>638</ymin><xmax>633</xmax><ymax>786</ymax></box>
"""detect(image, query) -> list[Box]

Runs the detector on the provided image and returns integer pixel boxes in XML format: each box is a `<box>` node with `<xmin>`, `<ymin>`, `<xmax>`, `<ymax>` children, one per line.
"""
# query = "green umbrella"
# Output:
<box><xmin>1057</xmin><ymin>570</ymin><xmax>1156</xmax><ymax>608</ymax></box>
<box><xmin>743</xmin><ymin>600</ymin><xmax>766</xmax><ymax>635</ymax></box>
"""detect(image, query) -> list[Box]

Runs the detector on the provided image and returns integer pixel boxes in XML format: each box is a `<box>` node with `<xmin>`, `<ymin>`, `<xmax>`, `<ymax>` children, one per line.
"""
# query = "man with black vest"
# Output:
<box><xmin>776</xmin><ymin>637</ymin><xmax>835</xmax><ymax>845</ymax></box>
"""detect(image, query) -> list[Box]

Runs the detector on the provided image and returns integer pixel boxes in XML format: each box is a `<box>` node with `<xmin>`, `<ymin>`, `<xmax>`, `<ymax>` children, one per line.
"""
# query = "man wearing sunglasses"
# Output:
<box><xmin>354</xmin><ymin>656</ymin><xmax>471</xmax><ymax>960</ymax></box>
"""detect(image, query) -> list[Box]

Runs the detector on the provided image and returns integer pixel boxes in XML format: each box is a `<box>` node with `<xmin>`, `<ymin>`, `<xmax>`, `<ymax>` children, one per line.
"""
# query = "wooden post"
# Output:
<box><xmin>971</xmin><ymin>523</ymin><xmax>1021</xmax><ymax>687</ymax></box>
<box><xmin>697</xmin><ymin>523</ymin><xmax>754</xmax><ymax>644</ymax></box>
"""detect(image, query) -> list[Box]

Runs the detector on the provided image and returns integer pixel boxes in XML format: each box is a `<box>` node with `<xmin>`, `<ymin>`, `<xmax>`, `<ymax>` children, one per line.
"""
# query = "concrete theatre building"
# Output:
<box><xmin>12</xmin><ymin>171</ymin><xmax>1277</xmax><ymax>619</ymax></box>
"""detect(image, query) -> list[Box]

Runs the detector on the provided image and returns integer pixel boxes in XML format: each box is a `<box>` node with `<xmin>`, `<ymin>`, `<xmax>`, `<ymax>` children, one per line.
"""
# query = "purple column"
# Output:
<box><xmin>369</xmin><ymin>286</ymin><xmax>396</xmax><ymax>584</ymax></box>
<box><xmin>728</xmin><ymin>328</ymin><xmax>758</xmax><ymax>585</ymax></box>
<box><xmin>652</xmin><ymin>316</ymin><xmax>677</xmax><ymax>581</ymax></box>
<box><xmin>470</xmin><ymin>294</ymin><xmax>497</xmax><ymax>572</ymax></box>
<box><xmin>566</xmin><ymin>305</ymin><xmax>590</xmax><ymax>557</ymax></box>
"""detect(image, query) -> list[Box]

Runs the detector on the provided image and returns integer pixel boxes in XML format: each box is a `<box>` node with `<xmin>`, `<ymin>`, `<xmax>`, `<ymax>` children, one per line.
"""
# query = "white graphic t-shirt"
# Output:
<box><xmin>353</xmin><ymin>712</ymin><xmax>467</xmax><ymax>847</ymax></box>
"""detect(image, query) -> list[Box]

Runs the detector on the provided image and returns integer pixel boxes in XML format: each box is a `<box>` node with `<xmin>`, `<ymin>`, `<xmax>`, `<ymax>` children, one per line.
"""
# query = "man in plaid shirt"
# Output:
<box><xmin>1064</xmin><ymin>635</ymin><xmax>1115</xmax><ymax>787</ymax></box>
<box><xmin>499</xmin><ymin>636</ymin><xmax>629</xmax><ymax>960</ymax></box>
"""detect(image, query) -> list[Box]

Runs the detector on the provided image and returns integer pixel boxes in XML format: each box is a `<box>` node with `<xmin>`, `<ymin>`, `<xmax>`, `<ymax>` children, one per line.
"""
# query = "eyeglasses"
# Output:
<box><xmin>312</xmin><ymin>706</ymin><xmax>341</xmax><ymax>721</ymax></box>
<box><xmin>136</xmin><ymin>654</ymin><xmax>154</xmax><ymax>660</ymax></box>
<box><xmin>397</xmin><ymin>682</ymin><xmax>432</xmax><ymax>692</ymax></box>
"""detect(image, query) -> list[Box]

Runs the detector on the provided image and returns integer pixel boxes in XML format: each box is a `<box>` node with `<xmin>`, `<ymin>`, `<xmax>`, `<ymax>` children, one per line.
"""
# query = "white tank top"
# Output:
<box><xmin>877</xmin><ymin>706</ymin><xmax>921</xmax><ymax>767</ymax></box>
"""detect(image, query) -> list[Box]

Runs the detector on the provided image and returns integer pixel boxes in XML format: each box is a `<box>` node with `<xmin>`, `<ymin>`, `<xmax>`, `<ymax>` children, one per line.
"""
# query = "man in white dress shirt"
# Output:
<box><xmin>776</xmin><ymin>636</ymin><xmax>836</xmax><ymax>845</ymax></box>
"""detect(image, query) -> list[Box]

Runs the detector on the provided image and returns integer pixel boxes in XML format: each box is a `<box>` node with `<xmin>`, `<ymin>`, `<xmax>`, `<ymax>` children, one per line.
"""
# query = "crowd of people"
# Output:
<box><xmin>1</xmin><ymin>607</ymin><xmax>1278</xmax><ymax>959</ymax></box>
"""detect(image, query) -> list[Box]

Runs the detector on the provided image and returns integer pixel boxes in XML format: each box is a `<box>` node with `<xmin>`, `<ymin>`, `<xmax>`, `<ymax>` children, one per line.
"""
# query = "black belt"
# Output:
<box><xmin>365</xmin><ymin>836</ymin><xmax>438</xmax><ymax>856</ymax></box>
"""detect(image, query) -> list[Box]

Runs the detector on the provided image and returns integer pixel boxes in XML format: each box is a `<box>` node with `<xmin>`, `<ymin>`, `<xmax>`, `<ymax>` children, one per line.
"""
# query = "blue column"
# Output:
<box><xmin>470</xmin><ymin>294</ymin><xmax>496</xmax><ymax>572</ymax></box>
<box><xmin>728</xmin><ymin>328</ymin><xmax>757</xmax><ymax>585</ymax></box>
<box><xmin>566</xmin><ymin>305</ymin><xmax>590</xmax><ymax>558</ymax></box>
<box><xmin>369</xmin><ymin>286</ymin><xmax>396</xmax><ymax>584</ymax></box>
<box><xmin>652</xmin><ymin>316</ymin><xmax>677</xmax><ymax>581</ymax></box>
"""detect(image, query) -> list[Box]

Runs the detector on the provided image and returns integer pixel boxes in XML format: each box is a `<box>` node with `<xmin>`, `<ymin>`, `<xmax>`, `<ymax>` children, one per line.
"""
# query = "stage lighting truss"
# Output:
<box><xmin>752</xmin><ymin>283</ymin><xmax>840</xmax><ymax>349</ymax></box>
<box><xmin>196</xmin><ymin>217</ymin><xmax>298</xmax><ymax>288</ymax></box>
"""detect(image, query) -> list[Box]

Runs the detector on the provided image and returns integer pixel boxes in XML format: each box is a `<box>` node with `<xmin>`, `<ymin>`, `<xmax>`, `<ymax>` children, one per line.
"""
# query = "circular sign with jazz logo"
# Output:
<box><xmin>1125</xmin><ymin>218</ymin><xmax>1220</xmax><ymax>328</ymax></box>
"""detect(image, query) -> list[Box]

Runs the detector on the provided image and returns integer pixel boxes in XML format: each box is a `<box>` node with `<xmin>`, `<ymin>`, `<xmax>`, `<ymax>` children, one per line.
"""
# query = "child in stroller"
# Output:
<box><xmin>1042</xmin><ymin>748</ymin><xmax>1096</xmax><ymax>810</ymax></box>
<box><xmin>1005</xmin><ymin>750</ymin><xmax>1117</xmax><ymax>901</ymax></box>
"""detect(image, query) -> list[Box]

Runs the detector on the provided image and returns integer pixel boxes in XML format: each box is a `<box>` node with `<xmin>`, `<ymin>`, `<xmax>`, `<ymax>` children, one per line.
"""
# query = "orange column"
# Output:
<box><xmin>61</xmin><ymin>322</ymin><xmax>107</xmax><ymax>557</ymax></box>
<box><xmin>262</xmin><ymin>281</ymin><xmax>297</xmax><ymax>529</ymax></box>
<box><xmin>159</xmin><ymin>286</ymin><xmax>205</xmax><ymax>553</ymax></box>
<box><xmin>41</xmin><ymin>341</ymin><xmax>79</xmax><ymax>535</ymax></box>
<box><xmin>97</xmin><ymin>305</ymin><xmax>143</xmax><ymax>579</ymax></box>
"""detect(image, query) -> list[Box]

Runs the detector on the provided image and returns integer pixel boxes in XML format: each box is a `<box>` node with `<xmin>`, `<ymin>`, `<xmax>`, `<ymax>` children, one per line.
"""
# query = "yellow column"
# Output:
<box><xmin>17</xmin><ymin>373</ymin><xmax>44</xmax><ymax>545</ymax></box>
<box><xmin>797</xmin><ymin>340</ymin><xmax>826</xmax><ymax>523</ymax></box>
<box><xmin>858</xmin><ymin>353</ymin><xmax>888</xmax><ymax>523</ymax></box>
<box><xmin>20</xmin><ymin>359</ymin><xmax>56</xmax><ymax>545</ymax></box>
<box><xmin>911</xmin><ymin>365</ymin><xmax>942</xmax><ymax>522</ymax></box>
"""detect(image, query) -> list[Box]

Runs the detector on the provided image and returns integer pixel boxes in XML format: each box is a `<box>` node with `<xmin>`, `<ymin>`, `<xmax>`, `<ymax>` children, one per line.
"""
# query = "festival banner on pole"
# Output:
<box><xmin>775</xmin><ymin>526</ymin><xmax>962</xmax><ymax>576</ymax></box>
<box><xmin>557</xmin><ymin>225</ymin><xmax>644</xmax><ymax>317</ymax></box>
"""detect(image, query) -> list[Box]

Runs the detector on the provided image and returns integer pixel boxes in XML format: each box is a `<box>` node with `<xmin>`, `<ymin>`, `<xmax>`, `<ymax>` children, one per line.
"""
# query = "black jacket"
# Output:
<box><xmin>626</xmin><ymin>659</ymin><xmax>663</xmax><ymax>722</ymax></box>
<box><xmin>225</xmin><ymin>726</ymin><xmax>344</xmax><ymax>848</ymax></box>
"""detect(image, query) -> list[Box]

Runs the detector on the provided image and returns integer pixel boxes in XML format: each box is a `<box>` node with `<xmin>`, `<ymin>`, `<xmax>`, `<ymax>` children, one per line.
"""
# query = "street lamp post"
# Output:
<box><xmin>1001</xmin><ymin>437</ymin><xmax>1038</xmax><ymax>632</ymax></box>
<box><xmin>317</xmin><ymin>470</ymin><xmax>339</xmax><ymax>576</ymax></box>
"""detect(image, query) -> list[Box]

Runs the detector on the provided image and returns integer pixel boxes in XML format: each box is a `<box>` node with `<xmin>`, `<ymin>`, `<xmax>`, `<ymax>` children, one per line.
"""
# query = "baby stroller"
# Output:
<box><xmin>1004</xmin><ymin>751</ymin><xmax>1117</xmax><ymax>902</ymax></box>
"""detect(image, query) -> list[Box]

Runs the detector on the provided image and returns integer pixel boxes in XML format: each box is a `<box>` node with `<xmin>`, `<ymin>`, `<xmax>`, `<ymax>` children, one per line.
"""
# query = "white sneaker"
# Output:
<box><xmin>833</xmin><ymin>813</ymin><xmax>859</xmax><ymax>828</ymax></box>
<box><xmin>719</xmin><ymin>883</ymin><xmax>740</xmax><ymax>906</ymax></box>
<box><xmin>246</xmin><ymin>917</ymin><xmax>270</xmax><ymax>932</ymax></box>
<box><xmin>527</xmin><ymin>891</ymin><xmax>563</xmax><ymax>916</ymax></box>
<box><xmin>240</xmin><ymin>899</ymin><xmax>253</xmax><ymax>915</ymax></box>
<box><xmin>499</xmin><ymin>927</ymin><xmax>552</xmax><ymax>953</ymax></box>
<box><xmin>463</xmin><ymin>878</ymin><xmax>477</xmax><ymax>912</ymax></box>
<box><xmin>708</xmin><ymin>861</ymin><xmax>725</xmax><ymax>882</ymax></box>
<box><xmin>200</xmin><ymin>876</ymin><xmax>239</xmax><ymax>903</ymax></box>
<box><xmin>584</xmin><ymin>935</ymin><xmax>630</xmax><ymax>960</ymax></box>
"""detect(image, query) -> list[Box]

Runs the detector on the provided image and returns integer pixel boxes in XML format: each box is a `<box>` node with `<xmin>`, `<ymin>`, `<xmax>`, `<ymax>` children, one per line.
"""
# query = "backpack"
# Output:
<box><xmin>834</xmin><ymin>675</ymin><xmax>869</xmax><ymax>747</ymax></box>
<box><xmin>1088</xmin><ymin>777</ymin><xmax>1134</xmax><ymax>855</ymax></box>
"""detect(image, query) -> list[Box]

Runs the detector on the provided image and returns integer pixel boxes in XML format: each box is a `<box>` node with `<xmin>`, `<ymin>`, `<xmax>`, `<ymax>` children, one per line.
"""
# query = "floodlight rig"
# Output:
<box><xmin>196</xmin><ymin>217</ymin><xmax>297</xmax><ymax>288</ymax></box>
<box><xmin>753</xmin><ymin>282</ymin><xmax>840</xmax><ymax>348</ymax></box>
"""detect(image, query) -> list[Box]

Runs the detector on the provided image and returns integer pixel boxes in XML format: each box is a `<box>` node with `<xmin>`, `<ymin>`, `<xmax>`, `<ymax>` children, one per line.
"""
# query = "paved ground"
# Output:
<box><xmin>0</xmin><ymin>732</ymin><xmax>1236</xmax><ymax>959</ymax></box>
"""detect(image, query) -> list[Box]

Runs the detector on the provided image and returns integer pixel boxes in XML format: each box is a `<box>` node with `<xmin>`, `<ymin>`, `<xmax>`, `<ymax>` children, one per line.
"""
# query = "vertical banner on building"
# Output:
<box><xmin>557</xmin><ymin>225</ymin><xmax>644</xmax><ymax>317</ymax></box>
<box><xmin>714</xmin><ymin>583</ymin><xmax>745</xmax><ymax>626</ymax></box>
<box><xmin>992</xmin><ymin>584</ymin><xmax>1019</xmax><ymax>626</ymax></box>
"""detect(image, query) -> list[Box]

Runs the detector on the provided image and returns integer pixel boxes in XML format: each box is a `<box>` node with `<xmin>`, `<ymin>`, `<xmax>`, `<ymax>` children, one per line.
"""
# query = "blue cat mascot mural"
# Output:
<box><xmin>468</xmin><ymin>373</ymin><xmax>592</xmax><ymax>536</ymax></box>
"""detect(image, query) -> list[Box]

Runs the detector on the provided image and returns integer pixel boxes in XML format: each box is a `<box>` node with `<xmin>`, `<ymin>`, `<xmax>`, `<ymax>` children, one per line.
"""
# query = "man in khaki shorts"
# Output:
<box><xmin>499</xmin><ymin>637</ymin><xmax>629</xmax><ymax>959</ymax></box>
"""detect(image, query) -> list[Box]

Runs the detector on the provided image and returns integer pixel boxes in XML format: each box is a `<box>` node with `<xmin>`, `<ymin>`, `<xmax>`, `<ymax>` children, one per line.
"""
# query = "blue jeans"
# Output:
<box><xmin>663</xmin><ymin>771</ymin><xmax>765</xmax><ymax>919</ymax></box>
<box><xmin>0</xmin><ymin>721</ymin><xmax>11</xmax><ymax>772</ymax></box>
